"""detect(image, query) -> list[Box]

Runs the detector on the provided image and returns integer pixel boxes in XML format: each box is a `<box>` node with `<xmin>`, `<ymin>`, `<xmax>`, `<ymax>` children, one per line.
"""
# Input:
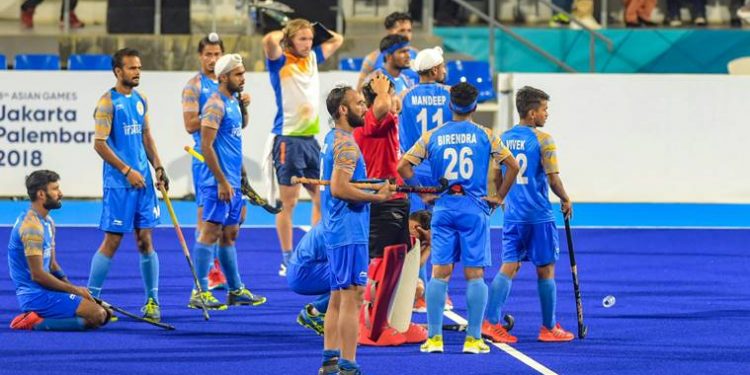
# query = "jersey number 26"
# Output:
<box><xmin>443</xmin><ymin>147</ymin><xmax>474</xmax><ymax>180</ymax></box>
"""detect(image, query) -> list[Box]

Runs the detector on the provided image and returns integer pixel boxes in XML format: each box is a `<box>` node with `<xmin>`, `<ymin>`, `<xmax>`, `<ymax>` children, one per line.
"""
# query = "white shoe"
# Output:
<box><xmin>738</xmin><ymin>5</ymin><xmax>750</xmax><ymax>22</ymax></box>
<box><xmin>570</xmin><ymin>16</ymin><xmax>601</xmax><ymax>30</ymax></box>
<box><xmin>669</xmin><ymin>19</ymin><xmax>683</xmax><ymax>27</ymax></box>
<box><xmin>278</xmin><ymin>263</ymin><xmax>287</xmax><ymax>277</ymax></box>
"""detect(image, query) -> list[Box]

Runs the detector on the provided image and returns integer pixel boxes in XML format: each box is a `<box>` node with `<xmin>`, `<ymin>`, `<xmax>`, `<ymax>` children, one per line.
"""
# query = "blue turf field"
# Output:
<box><xmin>1</xmin><ymin>201</ymin><xmax>749</xmax><ymax>374</ymax></box>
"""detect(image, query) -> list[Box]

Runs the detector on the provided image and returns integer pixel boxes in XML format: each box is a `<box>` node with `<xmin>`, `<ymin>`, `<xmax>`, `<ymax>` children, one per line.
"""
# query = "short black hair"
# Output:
<box><xmin>450</xmin><ymin>82</ymin><xmax>479</xmax><ymax>111</ymax></box>
<box><xmin>384</xmin><ymin>12</ymin><xmax>412</xmax><ymax>29</ymax></box>
<box><xmin>516</xmin><ymin>86</ymin><xmax>550</xmax><ymax>119</ymax></box>
<box><xmin>379</xmin><ymin>34</ymin><xmax>409</xmax><ymax>55</ymax></box>
<box><xmin>409</xmin><ymin>210</ymin><xmax>432</xmax><ymax>230</ymax></box>
<box><xmin>362</xmin><ymin>77</ymin><xmax>394</xmax><ymax>107</ymax></box>
<box><xmin>198</xmin><ymin>36</ymin><xmax>224</xmax><ymax>54</ymax></box>
<box><xmin>326</xmin><ymin>85</ymin><xmax>354</xmax><ymax>120</ymax></box>
<box><xmin>111</xmin><ymin>47</ymin><xmax>139</xmax><ymax>74</ymax></box>
<box><xmin>26</xmin><ymin>170</ymin><xmax>59</xmax><ymax>201</ymax></box>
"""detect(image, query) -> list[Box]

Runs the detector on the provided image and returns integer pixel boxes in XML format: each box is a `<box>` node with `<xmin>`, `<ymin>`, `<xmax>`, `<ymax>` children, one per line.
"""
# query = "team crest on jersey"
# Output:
<box><xmin>136</xmin><ymin>101</ymin><xmax>145</xmax><ymax>116</ymax></box>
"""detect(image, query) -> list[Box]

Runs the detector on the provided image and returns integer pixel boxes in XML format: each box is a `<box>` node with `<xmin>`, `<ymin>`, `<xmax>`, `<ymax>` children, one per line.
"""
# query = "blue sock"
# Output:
<box><xmin>322</xmin><ymin>349</ymin><xmax>340</xmax><ymax>363</ymax></box>
<box><xmin>419</xmin><ymin>264</ymin><xmax>428</xmax><ymax>285</ymax></box>
<box><xmin>338</xmin><ymin>358</ymin><xmax>359</xmax><ymax>371</ymax></box>
<box><xmin>466</xmin><ymin>278</ymin><xmax>488</xmax><ymax>338</ymax></box>
<box><xmin>282</xmin><ymin>250</ymin><xmax>292</xmax><ymax>266</ymax></box>
<box><xmin>139</xmin><ymin>251</ymin><xmax>160</xmax><ymax>304</ymax></box>
<box><xmin>87</xmin><ymin>252</ymin><xmax>112</xmax><ymax>298</ymax></box>
<box><xmin>34</xmin><ymin>317</ymin><xmax>87</xmax><ymax>331</ymax></box>
<box><xmin>486</xmin><ymin>272</ymin><xmax>512</xmax><ymax>324</ymax></box>
<box><xmin>426</xmin><ymin>278</ymin><xmax>448</xmax><ymax>337</ymax></box>
<box><xmin>311</xmin><ymin>293</ymin><xmax>331</xmax><ymax>314</ymax></box>
<box><xmin>193</xmin><ymin>241</ymin><xmax>214</xmax><ymax>291</ymax></box>
<box><xmin>538</xmin><ymin>278</ymin><xmax>557</xmax><ymax>329</ymax></box>
<box><xmin>218</xmin><ymin>245</ymin><xmax>242</xmax><ymax>290</ymax></box>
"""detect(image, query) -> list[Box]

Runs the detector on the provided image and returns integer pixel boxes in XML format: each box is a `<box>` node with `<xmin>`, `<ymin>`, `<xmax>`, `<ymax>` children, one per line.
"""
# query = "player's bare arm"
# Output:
<box><xmin>262</xmin><ymin>30</ymin><xmax>284</xmax><ymax>60</ymax></box>
<box><xmin>548</xmin><ymin>173</ymin><xmax>572</xmax><ymax>219</ymax></box>
<box><xmin>331</xmin><ymin>168</ymin><xmax>392</xmax><ymax>204</ymax></box>
<box><xmin>320</xmin><ymin>29</ymin><xmax>344</xmax><ymax>60</ymax></box>
<box><xmin>495</xmin><ymin>154</ymin><xmax>520</xmax><ymax>202</ymax></box>
<box><xmin>26</xmin><ymin>255</ymin><xmax>92</xmax><ymax>301</ymax></box>
<box><xmin>201</xmin><ymin>126</ymin><xmax>233</xmax><ymax>203</ymax></box>
<box><xmin>141</xmin><ymin>122</ymin><xmax>168</xmax><ymax>191</ymax></box>
<box><xmin>94</xmin><ymin>140</ymin><xmax>145</xmax><ymax>189</ymax></box>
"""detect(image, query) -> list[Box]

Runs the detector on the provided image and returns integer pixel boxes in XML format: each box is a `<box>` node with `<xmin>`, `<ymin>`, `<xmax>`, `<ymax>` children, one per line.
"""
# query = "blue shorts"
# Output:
<box><xmin>192</xmin><ymin>159</ymin><xmax>205</xmax><ymax>207</ymax></box>
<box><xmin>502</xmin><ymin>221</ymin><xmax>560</xmax><ymax>266</ymax></box>
<box><xmin>273</xmin><ymin>135</ymin><xmax>320</xmax><ymax>186</ymax></box>
<box><xmin>99</xmin><ymin>187</ymin><xmax>160</xmax><ymax>233</ymax></box>
<box><xmin>287</xmin><ymin>261</ymin><xmax>331</xmax><ymax>296</ymax></box>
<box><xmin>201</xmin><ymin>186</ymin><xmax>245</xmax><ymax>226</ymax></box>
<box><xmin>431</xmin><ymin>205</ymin><xmax>491</xmax><ymax>267</ymax></box>
<box><xmin>326</xmin><ymin>244</ymin><xmax>369</xmax><ymax>291</ymax></box>
<box><xmin>18</xmin><ymin>291</ymin><xmax>82</xmax><ymax>319</ymax></box>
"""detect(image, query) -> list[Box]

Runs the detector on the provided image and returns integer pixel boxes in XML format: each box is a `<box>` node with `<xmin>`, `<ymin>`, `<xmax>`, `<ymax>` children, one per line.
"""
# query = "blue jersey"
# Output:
<box><xmin>320</xmin><ymin>128</ymin><xmax>370</xmax><ymax>248</ymax></box>
<box><xmin>399</xmin><ymin>83</ymin><xmax>452</xmax><ymax>154</ymax></box>
<box><xmin>372</xmin><ymin>48</ymin><xmax>419</xmax><ymax>83</ymax></box>
<box><xmin>182</xmin><ymin>72</ymin><xmax>219</xmax><ymax>153</ymax></box>
<box><xmin>200</xmin><ymin>91</ymin><xmax>243</xmax><ymax>188</ymax></box>
<box><xmin>289</xmin><ymin>225</ymin><xmax>327</xmax><ymax>266</ymax></box>
<box><xmin>94</xmin><ymin>89</ymin><xmax>153</xmax><ymax>188</ymax></box>
<box><xmin>404</xmin><ymin>120</ymin><xmax>512</xmax><ymax>213</ymax></box>
<box><xmin>501</xmin><ymin>125</ymin><xmax>559</xmax><ymax>224</ymax></box>
<box><xmin>7</xmin><ymin>210</ymin><xmax>54</xmax><ymax>297</ymax></box>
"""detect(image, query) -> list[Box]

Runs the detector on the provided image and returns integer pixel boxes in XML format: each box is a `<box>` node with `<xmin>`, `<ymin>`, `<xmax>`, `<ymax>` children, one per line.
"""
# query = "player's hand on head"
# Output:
<box><xmin>371</xmin><ymin>73</ymin><xmax>391</xmax><ymax>95</ymax></box>
<box><xmin>126</xmin><ymin>169</ymin><xmax>146</xmax><ymax>189</ymax></box>
<box><xmin>561</xmin><ymin>200</ymin><xmax>573</xmax><ymax>220</ymax></box>
<box><xmin>155</xmin><ymin>166</ymin><xmax>169</xmax><ymax>191</ymax></box>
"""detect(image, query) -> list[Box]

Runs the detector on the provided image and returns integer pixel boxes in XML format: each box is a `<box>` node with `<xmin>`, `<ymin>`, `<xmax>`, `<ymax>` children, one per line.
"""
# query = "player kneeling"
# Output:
<box><xmin>286</xmin><ymin>225</ymin><xmax>330</xmax><ymax>335</ymax></box>
<box><xmin>8</xmin><ymin>170</ymin><xmax>110</xmax><ymax>331</ymax></box>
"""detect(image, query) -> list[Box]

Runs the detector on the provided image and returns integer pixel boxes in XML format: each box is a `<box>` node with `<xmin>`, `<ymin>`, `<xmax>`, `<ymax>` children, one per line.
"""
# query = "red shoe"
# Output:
<box><xmin>444</xmin><ymin>295</ymin><xmax>454</xmax><ymax>311</ymax></box>
<box><xmin>358</xmin><ymin>325</ymin><xmax>407</xmax><ymax>346</ymax></box>
<box><xmin>538</xmin><ymin>323</ymin><xmax>575</xmax><ymax>342</ymax></box>
<box><xmin>402</xmin><ymin>323</ymin><xmax>428</xmax><ymax>343</ymax></box>
<box><xmin>60</xmin><ymin>11</ymin><xmax>85</xmax><ymax>29</ymax></box>
<box><xmin>21</xmin><ymin>7</ymin><xmax>34</xmax><ymax>29</ymax></box>
<box><xmin>10</xmin><ymin>312</ymin><xmax>43</xmax><ymax>330</ymax></box>
<box><xmin>413</xmin><ymin>296</ymin><xmax>426</xmax><ymax>313</ymax></box>
<box><xmin>208</xmin><ymin>259</ymin><xmax>227</xmax><ymax>290</ymax></box>
<box><xmin>482</xmin><ymin>320</ymin><xmax>517</xmax><ymax>343</ymax></box>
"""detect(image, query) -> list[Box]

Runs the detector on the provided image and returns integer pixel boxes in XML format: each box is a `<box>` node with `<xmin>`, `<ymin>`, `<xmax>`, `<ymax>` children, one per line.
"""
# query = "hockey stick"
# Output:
<box><xmin>290</xmin><ymin>176</ymin><xmax>450</xmax><ymax>194</ymax></box>
<box><xmin>564</xmin><ymin>217</ymin><xmax>588</xmax><ymax>339</ymax></box>
<box><xmin>94</xmin><ymin>298</ymin><xmax>175</xmax><ymax>330</ymax></box>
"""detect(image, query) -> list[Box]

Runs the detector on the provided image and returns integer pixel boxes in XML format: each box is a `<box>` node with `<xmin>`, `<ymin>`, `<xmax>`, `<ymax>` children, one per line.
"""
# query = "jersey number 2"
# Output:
<box><xmin>516</xmin><ymin>153</ymin><xmax>529</xmax><ymax>185</ymax></box>
<box><xmin>417</xmin><ymin>108</ymin><xmax>443</xmax><ymax>134</ymax></box>
<box><xmin>444</xmin><ymin>147</ymin><xmax>474</xmax><ymax>179</ymax></box>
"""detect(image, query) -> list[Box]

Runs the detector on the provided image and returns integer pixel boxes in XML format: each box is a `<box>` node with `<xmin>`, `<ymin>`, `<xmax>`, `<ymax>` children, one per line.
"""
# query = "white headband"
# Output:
<box><xmin>215</xmin><ymin>54</ymin><xmax>243</xmax><ymax>76</ymax></box>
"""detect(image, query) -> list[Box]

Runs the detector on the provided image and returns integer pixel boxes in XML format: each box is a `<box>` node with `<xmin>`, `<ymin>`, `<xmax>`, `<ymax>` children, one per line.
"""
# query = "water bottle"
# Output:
<box><xmin>602</xmin><ymin>295</ymin><xmax>616</xmax><ymax>308</ymax></box>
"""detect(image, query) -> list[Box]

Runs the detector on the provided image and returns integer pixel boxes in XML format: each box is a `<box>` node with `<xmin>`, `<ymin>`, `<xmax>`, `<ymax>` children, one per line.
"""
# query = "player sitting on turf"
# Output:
<box><xmin>398</xmin><ymin>82</ymin><xmax>519</xmax><ymax>354</ymax></box>
<box><xmin>408</xmin><ymin>210</ymin><xmax>432</xmax><ymax>306</ymax></box>
<box><xmin>484</xmin><ymin>86</ymin><xmax>575</xmax><ymax>343</ymax></box>
<box><xmin>9</xmin><ymin>170</ymin><xmax>110</xmax><ymax>331</ymax></box>
<box><xmin>286</xmin><ymin>224</ymin><xmax>330</xmax><ymax>335</ymax></box>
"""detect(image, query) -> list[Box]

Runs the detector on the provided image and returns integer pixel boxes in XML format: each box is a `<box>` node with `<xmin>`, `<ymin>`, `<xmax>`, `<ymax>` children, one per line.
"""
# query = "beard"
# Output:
<box><xmin>347</xmin><ymin>110</ymin><xmax>365</xmax><ymax>128</ymax></box>
<box><xmin>43</xmin><ymin>195</ymin><xmax>62</xmax><ymax>210</ymax></box>
<box><xmin>122</xmin><ymin>77</ymin><xmax>139</xmax><ymax>88</ymax></box>
<box><xmin>228</xmin><ymin>81</ymin><xmax>243</xmax><ymax>94</ymax></box>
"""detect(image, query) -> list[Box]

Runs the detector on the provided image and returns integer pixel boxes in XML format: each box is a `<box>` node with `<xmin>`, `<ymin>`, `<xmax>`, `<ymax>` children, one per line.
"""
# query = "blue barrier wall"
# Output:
<box><xmin>435</xmin><ymin>27</ymin><xmax>750</xmax><ymax>73</ymax></box>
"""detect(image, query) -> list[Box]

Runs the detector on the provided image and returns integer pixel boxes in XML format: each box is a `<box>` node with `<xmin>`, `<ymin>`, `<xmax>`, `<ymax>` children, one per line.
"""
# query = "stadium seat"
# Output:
<box><xmin>727</xmin><ymin>57</ymin><xmax>750</xmax><ymax>75</ymax></box>
<box><xmin>445</xmin><ymin>60</ymin><xmax>496</xmax><ymax>102</ymax></box>
<box><xmin>0</xmin><ymin>54</ymin><xmax>6</xmax><ymax>70</ymax></box>
<box><xmin>68</xmin><ymin>54</ymin><xmax>112</xmax><ymax>71</ymax></box>
<box><xmin>339</xmin><ymin>57</ymin><xmax>364</xmax><ymax>72</ymax></box>
<box><xmin>14</xmin><ymin>54</ymin><xmax>61</xmax><ymax>70</ymax></box>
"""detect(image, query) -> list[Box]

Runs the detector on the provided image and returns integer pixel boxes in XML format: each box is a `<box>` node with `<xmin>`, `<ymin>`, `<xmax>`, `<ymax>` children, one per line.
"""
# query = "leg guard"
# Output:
<box><xmin>389</xmin><ymin>238</ymin><xmax>427</xmax><ymax>343</ymax></box>
<box><xmin>359</xmin><ymin>244</ymin><xmax>407</xmax><ymax>345</ymax></box>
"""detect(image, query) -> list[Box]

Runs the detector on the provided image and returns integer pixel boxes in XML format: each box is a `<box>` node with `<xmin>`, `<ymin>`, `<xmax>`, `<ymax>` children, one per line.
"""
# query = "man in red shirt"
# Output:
<box><xmin>354</xmin><ymin>73</ymin><xmax>410</xmax><ymax>260</ymax></box>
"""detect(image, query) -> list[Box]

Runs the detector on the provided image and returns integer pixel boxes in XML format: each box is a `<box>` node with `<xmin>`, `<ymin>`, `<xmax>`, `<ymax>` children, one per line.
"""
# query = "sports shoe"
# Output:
<box><xmin>141</xmin><ymin>298</ymin><xmax>161</xmax><ymax>322</ymax></box>
<box><xmin>420</xmin><ymin>335</ymin><xmax>444</xmax><ymax>353</ymax></box>
<box><xmin>318</xmin><ymin>359</ymin><xmax>339</xmax><ymax>375</ymax></box>
<box><xmin>463</xmin><ymin>335</ymin><xmax>490</xmax><ymax>354</ymax></box>
<box><xmin>297</xmin><ymin>304</ymin><xmax>325</xmax><ymax>335</ymax></box>
<box><xmin>403</xmin><ymin>322</ymin><xmax>428</xmax><ymax>343</ymax></box>
<box><xmin>278</xmin><ymin>262</ymin><xmax>287</xmax><ymax>277</ymax></box>
<box><xmin>694</xmin><ymin>16</ymin><xmax>707</xmax><ymax>26</ymax></box>
<box><xmin>538</xmin><ymin>323</ymin><xmax>575</xmax><ymax>342</ymax></box>
<box><xmin>445</xmin><ymin>295</ymin><xmax>454</xmax><ymax>311</ymax></box>
<box><xmin>10</xmin><ymin>311</ymin><xmax>43</xmax><ymax>330</ymax></box>
<box><xmin>59</xmin><ymin>11</ymin><xmax>85</xmax><ymax>29</ymax></box>
<box><xmin>20</xmin><ymin>7</ymin><xmax>34</xmax><ymax>29</ymax></box>
<box><xmin>227</xmin><ymin>287</ymin><xmax>267</xmax><ymax>306</ymax></box>
<box><xmin>188</xmin><ymin>290</ymin><xmax>228</xmax><ymax>310</ymax></box>
<box><xmin>208</xmin><ymin>259</ymin><xmax>228</xmax><ymax>290</ymax></box>
<box><xmin>413</xmin><ymin>296</ymin><xmax>426</xmax><ymax>313</ymax></box>
<box><xmin>339</xmin><ymin>368</ymin><xmax>363</xmax><ymax>375</ymax></box>
<box><xmin>549</xmin><ymin>13</ymin><xmax>570</xmax><ymax>27</ymax></box>
<box><xmin>482</xmin><ymin>320</ymin><xmax>518</xmax><ymax>343</ymax></box>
